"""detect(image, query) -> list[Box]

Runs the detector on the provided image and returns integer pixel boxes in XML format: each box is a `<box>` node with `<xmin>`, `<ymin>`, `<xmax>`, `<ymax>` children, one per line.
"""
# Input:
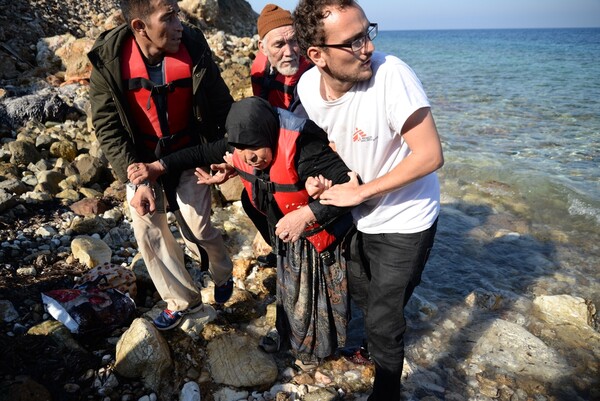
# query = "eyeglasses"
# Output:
<box><xmin>317</xmin><ymin>23</ymin><xmax>378</xmax><ymax>52</ymax></box>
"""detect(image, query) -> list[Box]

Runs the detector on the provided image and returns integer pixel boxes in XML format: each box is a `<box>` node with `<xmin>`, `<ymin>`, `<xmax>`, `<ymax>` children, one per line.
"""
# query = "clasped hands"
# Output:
<box><xmin>126</xmin><ymin>161</ymin><xmax>164</xmax><ymax>217</ymax></box>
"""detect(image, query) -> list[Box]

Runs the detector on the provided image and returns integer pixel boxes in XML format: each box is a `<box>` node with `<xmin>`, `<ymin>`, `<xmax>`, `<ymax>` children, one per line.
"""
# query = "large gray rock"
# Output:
<box><xmin>0</xmin><ymin>300</ymin><xmax>19</xmax><ymax>322</ymax></box>
<box><xmin>50</xmin><ymin>140</ymin><xmax>78</xmax><ymax>161</ymax></box>
<box><xmin>70</xmin><ymin>215</ymin><xmax>112</xmax><ymax>235</ymax></box>
<box><xmin>34</xmin><ymin>170</ymin><xmax>67</xmax><ymax>194</ymax></box>
<box><xmin>180</xmin><ymin>0</ymin><xmax>258</xmax><ymax>37</ymax></box>
<box><xmin>207</xmin><ymin>332</ymin><xmax>278</xmax><ymax>387</ymax></box>
<box><xmin>0</xmin><ymin>188</ymin><xmax>17</xmax><ymax>213</ymax></box>
<box><xmin>466</xmin><ymin>318</ymin><xmax>572</xmax><ymax>382</ymax></box>
<box><xmin>2</xmin><ymin>90</ymin><xmax>71</xmax><ymax>128</ymax></box>
<box><xmin>71</xmin><ymin>153</ymin><xmax>108</xmax><ymax>186</ymax></box>
<box><xmin>0</xmin><ymin>162</ymin><xmax>19</xmax><ymax>179</ymax></box>
<box><xmin>28</xmin><ymin>320</ymin><xmax>88</xmax><ymax>354</ymax></box>
<box><xmin>114</xmin><ymin>318</ymin><xmax>173</xmax><ymax>391</ymax></box>
<box><xmin>533</xmin><ymin>294</ymin><xmax>596</xmax><ymax>328</ymax></box>
<box><xmin>8</xmin><ymin>140</ymin><xmax>42</xmax><ymax>165</ymax></box>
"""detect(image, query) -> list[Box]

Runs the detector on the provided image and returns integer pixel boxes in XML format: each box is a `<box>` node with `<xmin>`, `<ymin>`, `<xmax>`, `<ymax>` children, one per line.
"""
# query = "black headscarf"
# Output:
<box><xmin>226</xmin><ymin>96</ymin><xmax>279</xmax><ymax>150</ymax></box>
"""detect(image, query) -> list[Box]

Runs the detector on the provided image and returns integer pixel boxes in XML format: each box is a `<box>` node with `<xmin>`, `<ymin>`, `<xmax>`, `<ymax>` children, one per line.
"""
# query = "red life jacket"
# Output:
<box><xmin>121</xmin><ymin>35</ymin><xmax>193</xmax><ymax>154</ymax></box>
<box><xmin>250</xmin><ymin>51</ymin><xmax>311</xmax><ymax>109</ymax></box>
<box><xmin>232</xmin><ymin>112</ymin><xmax>343</xmax><ymax>254</ymax></box>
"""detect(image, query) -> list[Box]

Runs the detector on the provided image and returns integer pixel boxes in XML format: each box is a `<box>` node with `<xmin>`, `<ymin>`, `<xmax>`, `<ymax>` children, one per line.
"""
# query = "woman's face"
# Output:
<box><xmin>236</xmin><ymin>147</ymin><xmax>273</xmax><ymax>170</ymax></box>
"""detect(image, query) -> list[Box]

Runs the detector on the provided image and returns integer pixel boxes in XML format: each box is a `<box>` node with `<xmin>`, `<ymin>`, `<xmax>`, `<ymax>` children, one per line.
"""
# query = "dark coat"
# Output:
<box><xmin>87</xmin><ymin>23</ymin><xmax>233</xmax><ymax>183</ymax></box>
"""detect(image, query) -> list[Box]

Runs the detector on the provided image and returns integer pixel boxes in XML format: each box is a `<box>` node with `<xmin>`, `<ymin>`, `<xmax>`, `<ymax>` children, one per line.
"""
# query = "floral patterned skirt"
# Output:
<box><xmin>276</xmin><ymin>239</ymin><xmax>348</xmax><ymax>363</ymax></box>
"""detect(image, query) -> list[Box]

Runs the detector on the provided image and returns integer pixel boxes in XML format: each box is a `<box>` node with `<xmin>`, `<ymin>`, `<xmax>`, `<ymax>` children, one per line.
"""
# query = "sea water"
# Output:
<box><xmin>372</xmin><ymin>28</ymin><xmax>599</xmax><ymax>302</ymax></box>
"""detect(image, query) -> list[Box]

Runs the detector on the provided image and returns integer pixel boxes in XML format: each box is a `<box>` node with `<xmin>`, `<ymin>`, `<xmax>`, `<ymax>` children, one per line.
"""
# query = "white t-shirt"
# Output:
<box><xmin>297</xmin><ymin>51</ymin><xmax>440</xmax><ymax>234</ymax></box>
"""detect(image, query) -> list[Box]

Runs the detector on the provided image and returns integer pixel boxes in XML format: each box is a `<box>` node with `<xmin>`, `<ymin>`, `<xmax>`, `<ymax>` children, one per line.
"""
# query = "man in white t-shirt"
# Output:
<box><xmin>293</xmin><ymin>1</ymin><xmax>444</xmax><ymax>400</ymax></box>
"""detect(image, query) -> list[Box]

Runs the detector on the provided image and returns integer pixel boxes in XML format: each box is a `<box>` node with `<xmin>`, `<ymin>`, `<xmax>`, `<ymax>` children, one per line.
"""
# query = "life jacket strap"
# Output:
<box><xmin>126</xmin><ymin>77</ymin><xmax>193</xmax><ymax>110</ymax></box>
<box><xmin>235</xmin><ymin>169</ymin><xmax>303</xmax><ymax>193</ymax></box>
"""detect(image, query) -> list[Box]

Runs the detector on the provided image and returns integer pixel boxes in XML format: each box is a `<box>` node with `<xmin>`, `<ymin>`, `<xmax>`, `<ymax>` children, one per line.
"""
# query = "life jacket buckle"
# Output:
<box><xmin>257</xmin><ymin>179</ymin><xmax>275</xmax><ymax>194</ymax></box>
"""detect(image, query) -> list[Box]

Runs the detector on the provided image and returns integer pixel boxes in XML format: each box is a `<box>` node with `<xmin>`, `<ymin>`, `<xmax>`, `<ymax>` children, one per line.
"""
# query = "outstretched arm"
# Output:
<box><xmin>305</xmin><ymin>174</ymin><xmax>332</xmax><ymax>199</ymax></box>
<box><xmin>126</xmin><ymin>139</ymin><xmax>230</xmax><ymax>185</ymax></box>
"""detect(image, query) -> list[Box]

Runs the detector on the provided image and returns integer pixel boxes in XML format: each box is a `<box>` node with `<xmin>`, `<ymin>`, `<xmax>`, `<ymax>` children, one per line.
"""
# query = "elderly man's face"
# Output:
<box><xmin>260</xmin><ymin>25</ymin><xmax>300</xmax><ymax>76</ymax></box>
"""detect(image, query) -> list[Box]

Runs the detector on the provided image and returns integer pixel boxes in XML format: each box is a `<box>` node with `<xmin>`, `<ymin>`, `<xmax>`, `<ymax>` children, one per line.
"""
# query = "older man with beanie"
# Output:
<box><xmin>252</xmin><ymin>4</ymin><xmax>312</xmax><ymax>109</ymax></box>
<box><xmin>249</xmin><ymin>3</ymin><xmax>313</xmax><ymax>267</ymax></box>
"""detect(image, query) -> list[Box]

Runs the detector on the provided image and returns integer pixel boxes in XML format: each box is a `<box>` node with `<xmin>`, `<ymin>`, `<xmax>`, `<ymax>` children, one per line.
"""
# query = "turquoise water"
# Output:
<box><xmin>375</xmin><ymin>29</ymin><xmax>599</xmax><ymax>306</ymax></box>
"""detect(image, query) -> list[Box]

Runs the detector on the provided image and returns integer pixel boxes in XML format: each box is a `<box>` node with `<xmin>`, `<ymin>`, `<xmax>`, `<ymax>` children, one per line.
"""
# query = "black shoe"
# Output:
<box><xmin>214</xmin><ymin>278</ymin><xmax>234</xmax><ymax>304</ymax></box>
<box><xmin>340</xmin><ymin>341</ymin><xmax>372</xmax><ymax>365</ymax></box>
<box><xmin>257</xmin><ymin>252</ymin><xmax>277</xmax><ymax>267</ymax></box>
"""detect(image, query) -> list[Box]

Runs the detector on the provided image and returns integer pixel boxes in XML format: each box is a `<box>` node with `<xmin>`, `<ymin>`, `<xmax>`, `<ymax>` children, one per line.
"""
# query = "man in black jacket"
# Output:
<box><xmin>88</xmin><ymin>0</ymin><xmax>234</xmax><ymax>330</ymax></box>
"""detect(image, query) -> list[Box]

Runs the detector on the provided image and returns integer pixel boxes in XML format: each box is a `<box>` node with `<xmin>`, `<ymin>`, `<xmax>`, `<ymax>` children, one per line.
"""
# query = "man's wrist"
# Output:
<box><xmin>158</xmin><ymin>159</ymin><xmax>168</xmax><ymax>172</ymax></box>
<box><xmin>127</xmin><ymin>180</ymin><xmax>151</xmax><ymax>191</ymax></box>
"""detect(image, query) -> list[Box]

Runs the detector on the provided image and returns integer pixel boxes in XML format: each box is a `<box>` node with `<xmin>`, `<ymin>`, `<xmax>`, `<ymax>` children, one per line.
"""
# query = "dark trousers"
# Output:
<box><xmin>346</xmin><ymin>219</ymin><xmax>438</xmax><ymax>401</ymax></box>
<box><xmin>241</xmin><ymin>188</ymin><xmax>272</xmax><ymax>247</ymax></box>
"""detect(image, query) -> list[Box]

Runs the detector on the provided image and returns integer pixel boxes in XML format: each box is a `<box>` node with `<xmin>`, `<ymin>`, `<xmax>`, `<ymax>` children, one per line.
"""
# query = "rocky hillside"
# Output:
<box><xmin>0</xmin><ymin>0</ymin><xmax>257</xmax><ymax>83</ymax></box>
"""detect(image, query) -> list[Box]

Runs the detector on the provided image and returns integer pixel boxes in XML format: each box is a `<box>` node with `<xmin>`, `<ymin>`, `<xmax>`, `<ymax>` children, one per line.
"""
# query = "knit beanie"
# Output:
<box><xmin>257</xmin><ymin>4</ymin><xmax>293</xmax><ymax>39</ymax></box>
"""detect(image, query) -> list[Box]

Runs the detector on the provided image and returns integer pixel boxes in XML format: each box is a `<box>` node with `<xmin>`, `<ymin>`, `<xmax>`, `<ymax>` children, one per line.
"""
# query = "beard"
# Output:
<box><xmin>274</xmin><ymin>58</ymin><xmax>300</xmax><ymax>76</ymax></box>
<box><xmin>326</xmin><ymin>58</ymin><xmax>373</xmax><ymax>84</ymax></box>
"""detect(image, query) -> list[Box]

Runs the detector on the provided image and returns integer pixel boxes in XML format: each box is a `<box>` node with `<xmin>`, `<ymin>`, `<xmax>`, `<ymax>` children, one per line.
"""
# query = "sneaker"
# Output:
<box><xmin>153</xmin><ymin>302</ymin><xmax>203</xmax><ymax>331</ymax></box>
<box><xmin>257</xmin><ymin>252</ymin><xmax>277</xmax><ymax>267</ymax></box>
<box><xmin>214</xmin><ymin>277</ymin><xmax>234</xmax><ymax>304</ymax></box>
<box><xmin>153</xmin><ymin>309</ymin><xmax>185</xmax><ymax>330</ymax></box>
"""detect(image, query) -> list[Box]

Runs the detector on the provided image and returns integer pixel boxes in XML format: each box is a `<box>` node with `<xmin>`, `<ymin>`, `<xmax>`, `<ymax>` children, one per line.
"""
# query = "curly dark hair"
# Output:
<box><xmin>120</xmin><ymin>0</ymin><xmax>155</xmax><ymax>24</ymax></box>
<box><xmin>293</xmin><ymin>0</ymin><xmax>357</xmax><ymax>57</ymax></box>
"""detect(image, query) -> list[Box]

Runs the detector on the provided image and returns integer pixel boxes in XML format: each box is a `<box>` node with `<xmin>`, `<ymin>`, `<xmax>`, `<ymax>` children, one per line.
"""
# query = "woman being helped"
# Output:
<box><xmin>129</xmin><ymin>96</ymin><xmax>356</xmax><ymax>364</ymax></box>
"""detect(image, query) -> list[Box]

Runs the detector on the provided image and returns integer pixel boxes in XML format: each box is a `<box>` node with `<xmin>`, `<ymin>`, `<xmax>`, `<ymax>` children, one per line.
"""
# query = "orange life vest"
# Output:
<box><xmin>232</xmin><ymin>111</ymin><xmax>344</xmax><ymax>254</ymax></box>
<box><xmin>121</xmin><ymin>35</ymin><xmax>193</xmax><ymax>154</ymax></box>
<box><xmin>250</xmin><ymin>51</ymin><xmax>311</xmax><ymax>110</ymax></box>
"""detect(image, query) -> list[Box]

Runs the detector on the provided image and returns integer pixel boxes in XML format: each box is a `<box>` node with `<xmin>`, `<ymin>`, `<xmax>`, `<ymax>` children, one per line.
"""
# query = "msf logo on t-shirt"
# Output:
<box><xmin>352</xmin><ymin>128</ymin><xmax>374</xmax><ymax>143</ymax></box>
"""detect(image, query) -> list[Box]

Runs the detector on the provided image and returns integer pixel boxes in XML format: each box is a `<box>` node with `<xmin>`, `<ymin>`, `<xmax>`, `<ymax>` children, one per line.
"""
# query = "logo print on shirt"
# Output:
<box><xmin>353</xmin><ymin>128</ymin><xmax>367</xmax><ymax>142</ymax></box>
<box><xmin>353</xmin><ymin>128</ymin><xmax>375</xmax><ymax>143</ymax></box>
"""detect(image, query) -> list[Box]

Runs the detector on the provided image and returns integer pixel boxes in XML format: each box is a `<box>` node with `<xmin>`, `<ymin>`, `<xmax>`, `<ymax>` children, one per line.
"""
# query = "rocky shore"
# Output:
<box><xmin>1</xmin><ymin>1</ymin><xmax>598</xmax><ymax>401</ymax></box>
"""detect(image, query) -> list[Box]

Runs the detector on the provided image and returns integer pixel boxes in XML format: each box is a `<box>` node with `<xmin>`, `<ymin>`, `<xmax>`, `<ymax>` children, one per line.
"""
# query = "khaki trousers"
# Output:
<box><xmin>127</xmin><ymin>168</ymin><xmax>232</xmax><ymax>311</ymax></box>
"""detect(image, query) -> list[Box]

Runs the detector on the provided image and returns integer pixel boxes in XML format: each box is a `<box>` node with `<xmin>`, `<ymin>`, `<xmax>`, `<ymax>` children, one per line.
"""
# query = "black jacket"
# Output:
<box><xmin>87</xmin><ymin>23</ymin><xmax>233</xmax><ymax>183</ymax></box>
